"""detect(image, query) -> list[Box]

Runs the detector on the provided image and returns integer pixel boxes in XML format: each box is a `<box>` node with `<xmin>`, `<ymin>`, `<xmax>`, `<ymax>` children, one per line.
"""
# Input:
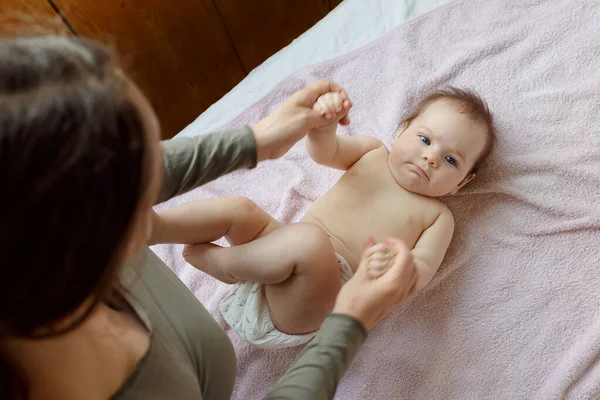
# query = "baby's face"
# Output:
<box><xmin>388</xmin><ymin>100</ymin><xmax>488</xmax><ymax>197</ymax></box>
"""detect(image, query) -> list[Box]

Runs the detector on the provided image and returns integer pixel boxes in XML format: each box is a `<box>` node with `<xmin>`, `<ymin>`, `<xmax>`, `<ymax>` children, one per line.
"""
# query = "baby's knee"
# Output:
<box><xmin>285</xmin><ymin>223</ymin><xmax>332</xmax><ymax>253</ymax></box>
<box><xmin>225</xmin><ymin>196</ymin><xmax>258</xmax><ymax>216</ymax></box>
<box><xmin>284</xmin><ymin>223</ymin><xmax>339</xmax><ymax>284</ymax></box>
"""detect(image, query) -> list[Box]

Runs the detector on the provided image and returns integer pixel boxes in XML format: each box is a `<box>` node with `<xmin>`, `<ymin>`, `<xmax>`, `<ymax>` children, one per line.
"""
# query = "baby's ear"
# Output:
<box><xmin>396</xmin><ymin>121</ymin><xmax>408</xmax><ymax>138</ymax></box>
<box><xmin>449</xmin><ymin>173</ymin><xmax>476</xmax><ymax>195</ymax></box>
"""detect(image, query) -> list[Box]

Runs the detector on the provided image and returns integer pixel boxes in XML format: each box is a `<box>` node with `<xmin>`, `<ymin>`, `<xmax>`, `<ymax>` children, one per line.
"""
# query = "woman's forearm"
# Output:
<box><xmin>157</xmin><ymin>127</ymin><xmax>258</xmax><ymax>204</ymax></box>
<box><xmin>265</xmin><ymin>314</ymin><xmax>366</xmax><ymax>400</ymax></box>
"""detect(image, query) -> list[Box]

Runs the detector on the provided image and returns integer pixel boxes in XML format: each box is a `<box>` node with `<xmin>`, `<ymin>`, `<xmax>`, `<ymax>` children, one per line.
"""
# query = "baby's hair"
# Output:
<box><xmin>403</xmin><ymin>87</ymin><xmax>495</xmax><ymax>173</ymax></box>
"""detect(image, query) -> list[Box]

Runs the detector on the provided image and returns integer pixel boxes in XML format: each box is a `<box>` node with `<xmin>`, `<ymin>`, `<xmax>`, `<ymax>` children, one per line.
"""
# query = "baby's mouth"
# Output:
<box><xmin>409</xmin><ymin>163</ymin><xmax>430</xmax><ymax>180</ymax></box>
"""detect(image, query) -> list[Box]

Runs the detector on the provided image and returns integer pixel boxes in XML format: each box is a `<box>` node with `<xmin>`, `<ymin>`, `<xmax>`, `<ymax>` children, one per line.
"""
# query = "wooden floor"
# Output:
<box><xmin>2</xmin><ymin>0</ymin><xmax>343</xmax><ymax>138</ymax></box>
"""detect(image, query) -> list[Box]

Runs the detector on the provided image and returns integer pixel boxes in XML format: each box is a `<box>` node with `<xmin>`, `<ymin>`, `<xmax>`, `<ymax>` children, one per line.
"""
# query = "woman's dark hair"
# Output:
<box><xmin>0</xmin><ymin>35</ymin><xmax>149</xmax><ymax>396</ymax></box>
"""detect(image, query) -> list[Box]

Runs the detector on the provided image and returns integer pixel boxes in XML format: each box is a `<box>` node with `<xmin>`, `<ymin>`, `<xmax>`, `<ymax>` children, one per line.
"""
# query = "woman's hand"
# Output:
<box><xmin>332</xmin><ymin>238</ymin><xmax>419</xmax><ymax>331</ymax></box>
<box><xmin>251</xmin><ymin>80</ymin><xmax>352</xmax><ymax>161</ymax></box>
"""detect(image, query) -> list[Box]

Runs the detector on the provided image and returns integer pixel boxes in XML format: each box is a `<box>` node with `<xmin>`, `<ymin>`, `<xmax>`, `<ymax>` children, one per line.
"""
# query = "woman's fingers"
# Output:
<box><xmin>375</xmin><ymin>239</ymin><xmax>415</xmax><ymax>283</ymax></box>
<box><xmin>368</xmin><ymin>263</ymin><xmax>390</xmax><ymax>279</ymax></box>
<box><xmin>366</xmin><ymin>243</ymin><xmax>398</xmax><ymax>278</ymax></box>
<box><xmin>311</xmin><ymin>89</ymin><xmax>352</xmax><ymax>127</ymax></box>
<box><xmin>361</xmin><ymin>241</ymin><xmax>397</xmax><ymax>279</ymax></box>
<box><xmin>294</xmin><ymin>81</ymin><xmax>353</xmax><ymax>128</ymax></box>
<box><xmin>318</xmin><ymin>92</ymin><xmax>349</xmax><ymax>119</ymax></box>
<box><xmin>364</xmin><ymin>243</ymin><xmax>388</xmax><ymax>258</ymax></box>
<box><xmin>338</xmin><ymin>89</ymin><xmax>351</xmax><ymax>108</ymax></box>
<box><xmin>334</xmin><ymin>237</ymin><xmax>419</xmax><ymax>331</ymax></box>
<box><xmin>338</xmin><ymin>90</ymin><xmax>351</xmax><ymax>125</ymax></box>
<box><xmin>297</xmin><ymin>80</ymin><xmax>344</xmax><ymax>105</ymax></box>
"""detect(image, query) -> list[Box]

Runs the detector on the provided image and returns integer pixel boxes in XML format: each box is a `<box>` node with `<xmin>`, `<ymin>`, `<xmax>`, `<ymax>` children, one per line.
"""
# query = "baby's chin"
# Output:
<box><xmin>393</xmin><ymin>174</ymin><xmax>454</xmax><ymax>198</ymax></box>
<box><xmin>387</xmin><ymin>161</ymin><xmax>457</xmax><ymax>198</ymax></box>
<box><xmin>391</xmin><ymin>172</ymin><xmax>434</xmax><ymax>197</ymax></box>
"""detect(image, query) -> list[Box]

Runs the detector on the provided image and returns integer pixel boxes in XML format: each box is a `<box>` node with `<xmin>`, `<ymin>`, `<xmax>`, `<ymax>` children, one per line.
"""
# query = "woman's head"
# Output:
<box><xmin>0</xmin><ymin>35</ymin><xmax>162</xmax><ymax>341</ymax></box>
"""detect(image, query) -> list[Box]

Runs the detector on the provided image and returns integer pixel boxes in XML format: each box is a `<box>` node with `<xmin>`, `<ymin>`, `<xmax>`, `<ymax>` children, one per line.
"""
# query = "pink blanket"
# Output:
<box><xmin>153</xmin><ymin>0</ymin><xmax>600</xmax><ymax>398</ymax></box>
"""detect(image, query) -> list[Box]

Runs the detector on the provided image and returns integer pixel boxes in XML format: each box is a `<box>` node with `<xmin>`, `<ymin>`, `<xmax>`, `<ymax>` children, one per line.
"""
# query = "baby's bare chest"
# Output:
<box><xmin>304</xmin><ymin>163</ymin><xmax>439</xmax><ymax>254</ymax></box>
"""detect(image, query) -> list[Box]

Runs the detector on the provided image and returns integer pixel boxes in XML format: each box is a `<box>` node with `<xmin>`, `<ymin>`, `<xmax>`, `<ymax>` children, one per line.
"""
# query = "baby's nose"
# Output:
<box><xmin>423</xmin><ymin>153</ymin><xmax>437</xmax><ymax>166</ymax></box>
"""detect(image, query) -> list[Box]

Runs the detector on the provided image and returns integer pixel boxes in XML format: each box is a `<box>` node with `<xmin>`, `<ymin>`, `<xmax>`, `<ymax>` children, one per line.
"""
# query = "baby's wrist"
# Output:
<box><xmin>308</xmin><ymin>123</ymin><xmax>337</xmax><ymax>137</ymax></box>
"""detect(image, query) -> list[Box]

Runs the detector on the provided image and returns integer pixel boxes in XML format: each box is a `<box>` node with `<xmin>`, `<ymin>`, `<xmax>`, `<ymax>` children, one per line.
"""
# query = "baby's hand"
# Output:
<box><xmin>312</xmin><ymin>91</ymin><xmax>351</xmax><ymax>126</ymax></box>
<box><xmin>367</xmin><ymin>241</ymin><xmax>404</xmax><ymax>279</ymax></box>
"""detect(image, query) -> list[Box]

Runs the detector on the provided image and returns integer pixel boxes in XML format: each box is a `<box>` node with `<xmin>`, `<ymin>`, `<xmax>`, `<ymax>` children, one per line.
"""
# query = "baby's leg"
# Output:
<box><xmin>162</xmin><ymin>196</ymin><xmax>281</xmax><ymax>246</ymax></box>
<box><xmin>180</xmin><ymin>196</ymin><xmax>281</xmax><ymax>283</ymax></box>
<box><xmin>185</xmin><ymin>223</ymin><xmax>341</xmax><ymax>334</ymax></box>
<box><xmin>264</xmin><ymin>224</ymin><xmax>341</xmax><ymax>334</ymax></box>
<box><xmin>220</xmin><ymin>196</ymin><xmax>282</xmax><ymax>245</ymax></box>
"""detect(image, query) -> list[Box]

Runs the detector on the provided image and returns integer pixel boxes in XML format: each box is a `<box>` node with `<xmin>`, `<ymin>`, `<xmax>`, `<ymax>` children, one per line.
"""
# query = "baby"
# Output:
<box><xmin>167</xmin><ymin>87</ymin><xmax>494</xmax><ymax>348</ymax></box>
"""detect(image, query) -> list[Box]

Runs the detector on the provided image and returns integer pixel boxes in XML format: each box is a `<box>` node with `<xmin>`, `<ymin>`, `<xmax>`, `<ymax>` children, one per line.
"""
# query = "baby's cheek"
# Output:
<box><xmin>390</xmin><ymin>146</ymin><xmax>408</xmax><ymax>164</ymax></box>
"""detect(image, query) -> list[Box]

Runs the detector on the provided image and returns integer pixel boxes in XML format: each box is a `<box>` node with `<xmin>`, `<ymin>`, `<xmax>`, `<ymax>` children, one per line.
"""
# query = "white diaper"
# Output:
<box><xmin>220</xmin><ymin>252</ymin><xmax>354</xmax><ymax>349</ymax></box>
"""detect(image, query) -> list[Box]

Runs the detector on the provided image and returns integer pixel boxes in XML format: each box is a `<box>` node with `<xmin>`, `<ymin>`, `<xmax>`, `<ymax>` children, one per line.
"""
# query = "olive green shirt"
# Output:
<box><xmin>112</xmin><ymin>128</ymin><xmax>366</xmax><ymax>399</ymax></box>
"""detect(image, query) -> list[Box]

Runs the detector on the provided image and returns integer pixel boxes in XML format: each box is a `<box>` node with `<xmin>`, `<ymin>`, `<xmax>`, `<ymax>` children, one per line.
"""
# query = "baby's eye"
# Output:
<box><xmin>419</xmin><ymin>136</ymin><xmax>430</xmax><ymax>145</ymax></box>
<box><xmin>445</xmin><ymin>156</ymin><xmax>457</xmax><ymax>167</ymax></box>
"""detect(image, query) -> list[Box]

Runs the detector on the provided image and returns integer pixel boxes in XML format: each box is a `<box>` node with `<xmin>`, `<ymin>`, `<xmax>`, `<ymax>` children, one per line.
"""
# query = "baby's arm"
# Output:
<box><xmin>411</xmin><ymin>207</ymin><xmax>455</xmax><ymax>291</ymax></box>
<box><xmin>306</xmin><ymin>91</ymin><xmax>382</xmax><ymax>170</ymax></box>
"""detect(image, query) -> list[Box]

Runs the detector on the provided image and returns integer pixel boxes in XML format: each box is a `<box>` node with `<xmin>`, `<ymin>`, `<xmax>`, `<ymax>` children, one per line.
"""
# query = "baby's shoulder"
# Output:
<box><xmin>366</xmin><ymin>139</ymin><xmax>388</xmax><ymax>155</ymax></box>
<box><xmin>421</xmin><ymin>198</ymin><xmax>454</xmax><ymax>227</ymax></box>
<box><xmin>353</xmin><ymin>142</ymin><xmax>389</xmax><ymax>166</ymax></box>
<box><xmin>369</xmin><ymin>137</ymin><xmax>387</xmax><ymax>151</ymax></box>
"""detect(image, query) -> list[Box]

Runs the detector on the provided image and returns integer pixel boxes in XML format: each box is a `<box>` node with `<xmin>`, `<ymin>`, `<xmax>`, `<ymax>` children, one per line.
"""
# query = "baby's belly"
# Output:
<box><xmin>301</xmin><ymin>207</ymin><xmax>424</xmax><ymax>272</ymax></box>
<box><xmin>300</xmin><ymin>213</ymin><xmax>362</xmax><ymax>271</ymax></box>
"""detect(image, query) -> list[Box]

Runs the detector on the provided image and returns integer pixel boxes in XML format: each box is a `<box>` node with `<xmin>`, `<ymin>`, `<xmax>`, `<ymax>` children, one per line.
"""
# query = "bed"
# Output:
<box><xmin>153</xmin><ymin>0</ymin><xmax>600</xmax><ymax>398</ymax></box>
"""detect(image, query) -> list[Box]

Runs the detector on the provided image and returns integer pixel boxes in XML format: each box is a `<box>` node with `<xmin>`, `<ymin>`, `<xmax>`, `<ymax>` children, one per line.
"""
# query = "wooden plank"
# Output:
<box><xmin>1</xmin><ymin>0</ymin><xmax>56</xmax><ymax>17</ymax></box>
<box><xmin>0</xmin><ymin>0</ymin><xmax>67</xmax><ymax>35</ymax></box>
<box><xmin>52</xmin><ymin>0</ymin><xmax>246</xmax><ymax>139</ymax></box>
<box><xmin>330</xmin><ymin>0</ymin><xmax>344</xmax><ymax>9</ymax></box>
<box><xmin>215</xmin><ymin>0</ymin><xmax>330</xmax><ymax>71</ymax></box>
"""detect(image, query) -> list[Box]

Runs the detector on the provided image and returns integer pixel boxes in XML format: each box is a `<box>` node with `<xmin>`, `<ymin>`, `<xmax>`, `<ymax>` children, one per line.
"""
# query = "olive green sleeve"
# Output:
<box><xmin>265</xmin><ymin>314</ymin><xmax>367</xmax><ymax>400</ymax></box>
<box><xmin>156</xmin><ymin>127</ymin><xmax>258</xmax><ymax>204</ymax></box>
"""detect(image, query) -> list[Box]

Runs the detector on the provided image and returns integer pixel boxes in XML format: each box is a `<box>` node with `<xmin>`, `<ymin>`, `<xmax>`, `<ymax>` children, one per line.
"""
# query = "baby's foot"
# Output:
<box><xmin>182</xmin><ymin>243</ymin><xmax>239</xmax><ymax>284</ymax></box>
